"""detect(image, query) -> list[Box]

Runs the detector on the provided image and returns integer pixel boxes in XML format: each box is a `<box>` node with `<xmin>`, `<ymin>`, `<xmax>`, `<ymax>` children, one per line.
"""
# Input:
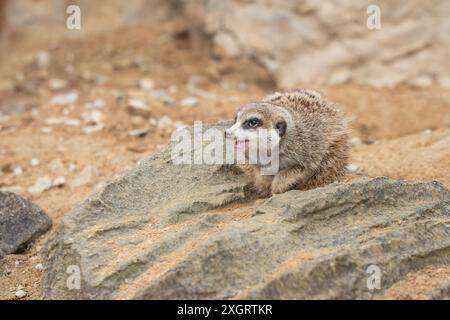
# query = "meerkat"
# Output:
<box><xmin>225</xmin><ymin>88</ymin><xmax>350</xmax><ymax>196</ymax></box>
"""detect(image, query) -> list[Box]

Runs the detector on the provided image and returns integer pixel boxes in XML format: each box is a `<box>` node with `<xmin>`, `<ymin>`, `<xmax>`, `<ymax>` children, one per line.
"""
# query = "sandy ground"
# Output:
<box><xmin>0</xmin><ymin>21</ymin><xmax>449</xmax><ymax>300</ymax></box>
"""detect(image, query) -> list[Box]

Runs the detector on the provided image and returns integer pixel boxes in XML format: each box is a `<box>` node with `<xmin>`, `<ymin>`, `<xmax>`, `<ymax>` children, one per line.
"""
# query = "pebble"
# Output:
<box><xmin>157</xmin><ymin>116</ymin><xmax>173</xmax><ymax>129</ymax></box>
<box><xmin>40</xmin><ymin>127</ymin><xmax>53</xmax><ymax>134</ymax></box>
<box><xmin>45</xmin><ymin>117</ymin><xmax>80</xmax><ymax>126</ymax></box>
<box><xmin>35</xmin><ymin>263</ymin><xmax>44</xmax><ymax>271</ymax></box>
<box><xmin>82</xmin><ymin>110</ymin><xmax>103</xmax><ymax>124</ymax></box>
<box><xmin>127</xmin><ymin>99</ymin><xmax>151</xmax><ymax>115</ymax></box>
<box><xmin>128</xmin><ymin>128</ymin><xmax>150</xmax><ymax>138</ymax></box>
<box><xmin>151</xmin><ymin>89</ymin><xmax>175</xmax><ymax>106</ymax></box>
<box><xmin>30</xmin><ymin>158</ymin><xmax>40</xmax><ymax>167</ymax></box>
<box><xmin>35</xmin><ymin>51</ymin><xmax>51</xmax><ymax>69</ymax></box>
<box><xmin>53</xmin><ymin>176</ymin><xmax>66</xmax><ymax>188</ymax></box>
<box><xmin>50</xmin><ymin>92</ymin><xmax>78</xmax><ymax>106</ymax></box>
<box><xmin>28</xmin><ymin>176</ymin><xmax>53</xmax><ymax>195</ymax></box>
<box><xmin>139</xmin><ymin>78</ymin><xmax>155</xmax><ymax>90</ymax></box>
<box><xmin>48</xmin><ymin>79</ymin><xmax>68</xmax><ymax>91</ymax></box>
<box><xmin>180</xmin><ymin>97</ymin><xmax>198</xmax><ymax>108</ymax></box>
<box><xmin>346</xmin><ymin>164</ymin><xmax>359</xmax><ymax>173</ymax></box>
<box><xmin>13</xmin><ymin>166</ymin><xmax>23</xmax><ymax>177</ymax></box>
<box><xmin>70</xmin><ymin>165</ymin><xmax>97</xmax><ymax>188</ymax></box>
<box><xmin>349</xmin><ymin>137</ymin><xmax>362</xmax><ymax>146</ymax></box>
<box><xmin>149</xmin><ymin>118</ymin><xmax>158</xmax><ymax>126</ymax></box>
<box><xmin>85</xmin><ymin>98</ymin><xmax>105</xmax><ymax>109</ymax></box>
<box><xmin>15</xmin><ymin>289</ymin><xmax>27</xmax><ymax>299</ymax></box>
<box><xmin>82</xmin><ymin>123</ymin><xmax>104</xmax><ymax>134</ymax></box>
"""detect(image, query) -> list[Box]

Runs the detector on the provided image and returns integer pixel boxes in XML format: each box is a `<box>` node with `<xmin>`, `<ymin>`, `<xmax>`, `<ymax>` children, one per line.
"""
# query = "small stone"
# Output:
<box><xmin>45</xmin><ymin>117</ymin><xmax>80</xmax><ymax>126</ymax></box>
<box><xmin>0</xmin><ymin>186</ymin><xmax>24</xmax><ymax>194</ymax></box>
<box><xmin>213</xmin><ymin>32</ymin><xmax>240</xmax><ymax>57</ymax></box>
<box><xmin>81</xmin><ymin>110</ymin><xmax>103</xmax><ymax>124</ymax></box>
<box><xmin>40</xmin><ymin>127</ymin><xmax>53</xmax><ymax>134</ymax></box>
<box><xmin>15</xmin><ymin>289</ymin><xmax>27</xmax><ymax>299</ymax></box>
<box><xmin>346</xmin><ymin>164</ymin><xmax>359</xmax><ymax>173</ymax></box>
<box><xmin>35</xmin><ymin>51</ymin><xmax>51</xmax><ymax>69</ymax></box>
<box><xmin>349</xmin><ymin>137</ymin><xmax>362</xmax><ymax>146</ymax></box>
<box><xmin>180</xmin><ymin>97</ymin><xmax>198</xmax><ymax>108</ymax></box>
<box><xmin>161</xmin><ymin>95</ymin><xmax>175</xmax><ymax>106</ymax></box>
<box><xmin>151</xmin><ymin>89</ymin><xmax>175</xmax><ymax>106</ymax></box>
<box><xmin>157</xmin><ymin>116</ymin><xmax>173</xmax><ymax>129</ymax></box>
<box><xmin>139</xmin><ymin>78</ymin><xmax>155</xmax><ymax>90</ymax></box>
<box><xmin>50</xmin><ymin>92</ymin><xmax>78</xmax><ymax>106</ymax></box>
<box><xmin>35</xmin><ymin>263</ymin><xmax>44</xmax><ymax>271</ymax></box>
<box><xmin>82</xmin><ymin>123</ymin><xmax>104</xmax><ymax>134</ymax></box>
<box><xmin>127</xmin><ymin>99</ymin><xmax>151</xmax><ymax>115</ymax></box>
<box><xmin>13</xmin><ymin>166</ymin><xmax>23</xmax><ymax>177</ymax></box>
<box><xmin>28</xmin><ymin>176</ymin><xmax>52</xmax><ymax>195</ymax></box>
<box><xmin>85</xmin><ymin>99</ymin><xmax>105</xmax><ymax>109</ymax></box>
<box><xmin>149</xmin><ymin>118</ymin><xmax>158</xmax><ymax>126</ymax></box>
<box><xmin>30</xmin><ymin>158</ymin><xmax>40</xmax><ymax>167</ymax></box>
<box><xmin>48</xmin><ymin>79</ymin><xmax>68</xmax><ymax>91</ymax></box>
<box><xmin>53</xmin><ymin>176</ymin><xmax>66</xmax><ymax>188</ymax></box>
<box><xmin>70</xmin><ymin>165</ymin><xmax>97</xmax><ymax>188</ymax></box>
<box><xmin>128</xmin><ymin>128</ymin><xmax>151</xmax><ymax>138</ymax></box>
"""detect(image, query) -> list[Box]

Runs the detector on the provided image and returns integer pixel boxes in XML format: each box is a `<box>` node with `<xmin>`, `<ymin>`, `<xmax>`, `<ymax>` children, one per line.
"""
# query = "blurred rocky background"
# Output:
<box><xmin>0</xmin><ymin>0</ymin><xmax>449</xmax><ymax>300</ymax></box>
<box><xmin>2</xmin><ymin>0</ymin><xmax>450</xmax><ymax>88</ymax></box>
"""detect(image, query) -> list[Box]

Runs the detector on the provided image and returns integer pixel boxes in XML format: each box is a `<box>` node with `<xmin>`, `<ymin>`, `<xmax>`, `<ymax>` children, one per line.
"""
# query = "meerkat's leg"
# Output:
<box><xmin>238</xmin><ymin>164</ymin><xmax>273</xmax><ymax>197</ymax></box>
<box><xmin>254</xmin><ymin>171</ymin><xmax>274</xmax><ymax>197</ymax></box>
<box><xmin>270</xmin><ymin>166</ymin><xmax>310</xmax><ymax>194</ymax></box>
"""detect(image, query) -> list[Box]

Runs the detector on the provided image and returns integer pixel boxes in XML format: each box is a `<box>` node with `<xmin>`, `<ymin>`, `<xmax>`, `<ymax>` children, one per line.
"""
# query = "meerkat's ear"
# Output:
<box><xmin>275</xmin><ymin>120</ymin><xmax>287</xmax><ymax>137</ymax></box>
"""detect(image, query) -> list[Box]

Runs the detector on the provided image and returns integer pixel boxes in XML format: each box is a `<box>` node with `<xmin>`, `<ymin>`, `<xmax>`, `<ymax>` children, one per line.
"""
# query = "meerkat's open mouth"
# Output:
<box><xmin>234</xmin><ymin>139</ymin><xmax>249</xmax><ymax>149</ymax></box>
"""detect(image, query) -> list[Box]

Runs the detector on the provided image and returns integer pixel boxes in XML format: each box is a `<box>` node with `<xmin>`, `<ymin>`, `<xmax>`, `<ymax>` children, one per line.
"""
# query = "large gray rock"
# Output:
<box><xmin>42</xmin><ymin>123</ymin><xmax>450</xmax><ymax>299</ymax></box>
<box><xmin>0</xmin><ymin>192</ymin><xmax>52</xmax><ymax>256</ymax></box>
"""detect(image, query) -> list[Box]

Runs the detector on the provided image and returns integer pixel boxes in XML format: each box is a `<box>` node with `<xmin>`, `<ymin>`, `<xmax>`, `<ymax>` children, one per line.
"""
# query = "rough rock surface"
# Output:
<box><xmin>43</xmin><ymin>123</ymin><xmax>450</xmax><ymax>299</ymax></box>
<box><xmin>0</xmin><ymin>192</ymin><xmax>52</xmax><ymax>256</ymax></box>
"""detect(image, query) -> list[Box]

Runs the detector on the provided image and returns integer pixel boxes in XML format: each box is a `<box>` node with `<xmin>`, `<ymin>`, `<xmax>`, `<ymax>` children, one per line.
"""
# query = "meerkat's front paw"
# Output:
<box><xmin>253</xmin><ymin>174</ymin><xmax>273</xmax><ymax>197</ymax></box>
<box><xmin>270</xmin><ymin>178</ymin><xmax>292</xmax><ymax>194</ymax></box>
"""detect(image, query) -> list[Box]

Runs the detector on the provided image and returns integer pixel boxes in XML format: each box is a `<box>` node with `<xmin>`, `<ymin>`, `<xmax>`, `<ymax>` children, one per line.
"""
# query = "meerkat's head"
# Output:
<box><xmin>225</xmin><ymin>102</ymin><xmax>294</xmax><ymax>156</ymax></box>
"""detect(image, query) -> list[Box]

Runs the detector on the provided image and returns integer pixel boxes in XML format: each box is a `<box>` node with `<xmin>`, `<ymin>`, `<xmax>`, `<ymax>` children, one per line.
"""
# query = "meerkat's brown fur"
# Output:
<box><xmin>239</xmin><ymin>88</ymin><xmax>350</xmax><ymax>196</ymax></box>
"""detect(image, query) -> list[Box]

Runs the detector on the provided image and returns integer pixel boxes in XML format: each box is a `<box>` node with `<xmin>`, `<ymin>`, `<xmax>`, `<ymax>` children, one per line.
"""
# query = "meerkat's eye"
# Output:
<box><xmin>244</xmin><ymin>118</ymin><xmax>261</xmax><ymax>129</ymax></box>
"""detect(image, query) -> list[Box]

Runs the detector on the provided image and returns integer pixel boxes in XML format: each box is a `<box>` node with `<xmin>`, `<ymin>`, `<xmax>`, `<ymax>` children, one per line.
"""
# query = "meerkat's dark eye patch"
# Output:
<box><xmin>275</xmin><ymin>120</ymin><xmax>287</xmax><ymax>137</ymax></box>
<box><xmin>243</xmin><ymin>117</ymin><xmax>261</xmax><ymax>129</ymax></box>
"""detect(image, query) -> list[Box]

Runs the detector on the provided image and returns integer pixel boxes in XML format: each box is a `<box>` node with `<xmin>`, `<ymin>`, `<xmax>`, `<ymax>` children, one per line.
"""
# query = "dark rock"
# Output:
<box><xmin>0</xmin><ymin>192</ymin><xmax>52</xmax><ymax>256</ymax></box>
<box><xmin>42</xmin><ymin>123</ymin><xmax>450</xmax><ymax>299</ymax></box>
